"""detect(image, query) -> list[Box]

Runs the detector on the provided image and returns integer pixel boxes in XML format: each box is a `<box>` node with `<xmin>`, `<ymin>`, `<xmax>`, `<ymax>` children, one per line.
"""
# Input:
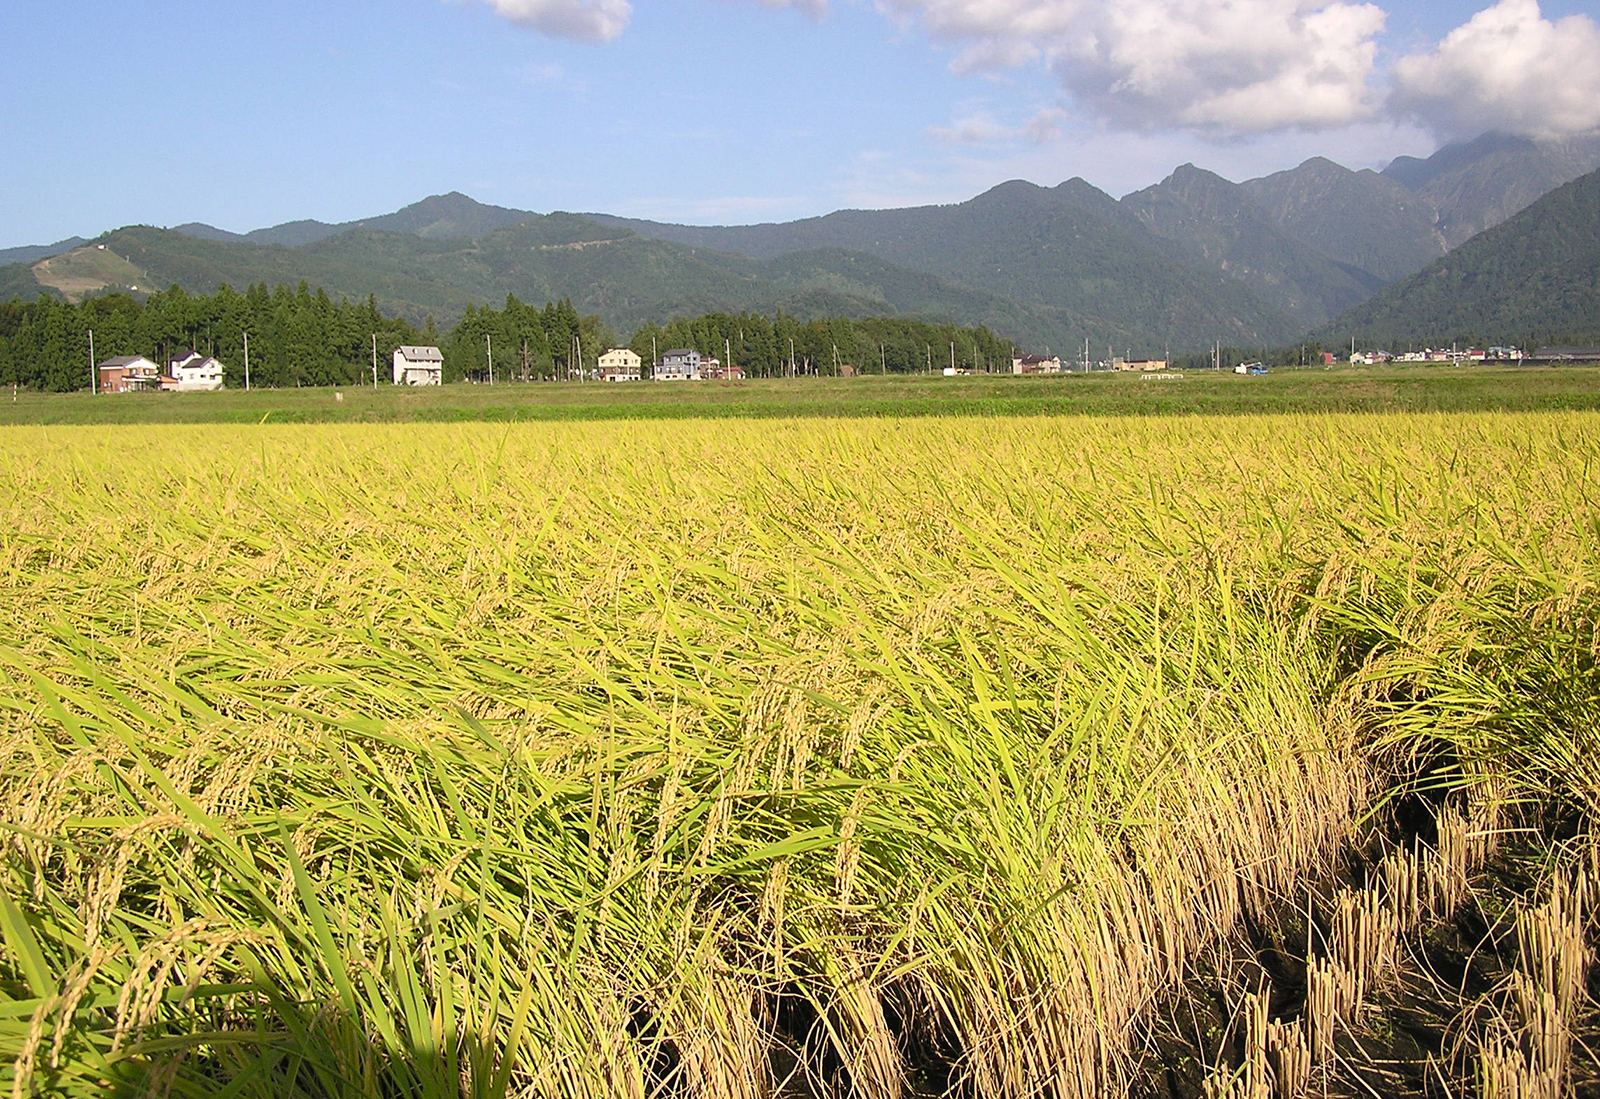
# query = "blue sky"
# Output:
<box><xmin>3</xmin><ymin>0</ymin><xmax>1598</xmax><ymax>249</ymax></box>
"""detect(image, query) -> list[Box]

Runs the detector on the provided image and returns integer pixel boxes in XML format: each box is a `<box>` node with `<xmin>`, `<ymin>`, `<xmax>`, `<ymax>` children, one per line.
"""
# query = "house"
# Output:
<box><xmin>393</xmin><ymin>345</ymin><xmax>444</xmax><ymax>385</ymax></box>
<box><xmin>169</xmin><ymin>351</ymin><xmax>225</xmax><ymax>391</ymax></box>
<box><xmin>96</xmin><ymin>355</ymin><xmax>164</xmax><ymax>393</ymax></box>
<box><xmin>1011</xmin><ymin>354</ymin><xmax>1062</xmax><ymax>374</ymax></box>
<box><xmin>700</xmin><ymin>356</ymin><xmax>744</xmax><ymax>380</ymax></box>
<box><xmin>597</xmin><ymin>347</ymin><xmax>642</xmax><ymax>382</ymax></box>
<box><xmin>1121</xmin><ymin>358</ymin><xmax>1168</xmax><ymax>372</ymax></box>
<box><xmin>655</xmin><ymin>348</ymin><xmax>700</xmax><ymax>381</ymax></box>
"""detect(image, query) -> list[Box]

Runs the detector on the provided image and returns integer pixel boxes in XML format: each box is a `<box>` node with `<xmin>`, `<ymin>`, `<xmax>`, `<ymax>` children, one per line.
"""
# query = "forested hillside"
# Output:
<box><xmin>1316</xmin><ymin>167</ymin><xmax>1600</xmax><ymax>347</ymax></box>
<box><xmin>1122</xmin><ymin>164</ymin><xmax>1378</xmax><ymax>327</ymax></box>
<box><xmin>591</xmin><ymin>179</ymin><xmax>1301</xmax><ymax>348</ymax></box>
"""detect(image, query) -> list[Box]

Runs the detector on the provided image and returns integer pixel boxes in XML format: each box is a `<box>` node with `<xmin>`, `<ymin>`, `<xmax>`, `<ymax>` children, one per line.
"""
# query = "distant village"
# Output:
<box><xmin>90</xmin><ymin>341</ymin><xmax>1593</xmax><ymax>392</ymax></box>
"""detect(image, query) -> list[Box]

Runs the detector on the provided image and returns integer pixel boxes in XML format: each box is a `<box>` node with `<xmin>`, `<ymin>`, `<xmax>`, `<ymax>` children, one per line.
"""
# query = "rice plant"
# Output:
<box><xmin>0</xmin><ymin>412</ymin><xmax>1595</xmax><ymax>1098</ymax></box>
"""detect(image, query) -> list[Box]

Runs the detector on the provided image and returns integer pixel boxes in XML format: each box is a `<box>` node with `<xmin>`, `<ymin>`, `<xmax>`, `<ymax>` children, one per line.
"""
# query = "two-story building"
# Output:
<box><xmin>96</xmin><ymin>355</ymin><xmax>165</xmax><ymax>393</ymax></box>
<box><xmin>699</xmin><ymin>355</ymin><xmax>744</xmax><ymax>380</ymax></box>
<box><xmin>1011</xmin><ymin>354</ymin><xmax>1062</xmax><ymax>374</ymax></box>
<box><xmin>655</xmin><ymin>348</ymin><xmax>700</xmax><ymax>381</ymax></box>
<box><xmin>393</xmin><ymin>345</ymin><xmax>444</xmax><ymax>386</ymax></box>
<box><xmin>169</xmin><ymin>351</ymin><xmax>226</xmax><ymax>391</ymax></box>
<box><xmin>598</xmin><ymin>347</ymin><xmax>643</xmax><ymax>382</ymax></box>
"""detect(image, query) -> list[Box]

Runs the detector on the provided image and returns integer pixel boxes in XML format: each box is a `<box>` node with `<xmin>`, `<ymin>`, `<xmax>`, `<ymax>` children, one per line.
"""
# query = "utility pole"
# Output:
<box><xmin>725</xmin><ymin>336</ymin><xmax>731</xmax><ymax>380</ymax></box>
<box><xmin>789</xmin><ymin>336</ymin><xmax>795</xmax><ymax>378</ymax></box>
<box><xmin>88</xmin><ymin>329</ymin><xmax>96</xmax><ymax>394</ymax></box>
<box><xmin>950</xmin><ymin>342</ymin><xmax>955</xmax><ymax>373</ymax></box>
<box><xmin>371</xmin><ymin>334</ymin><xmax>378</xmax><ymax>388</ymax></box>
<box><xmin>244</xmin><ymin>331</ymin><xmax>251</xmax><ymax>391</ymax></box>
<box><xmin>652</xmin><ymin>335</ymin><xmax>657</xmax><ymax>380</ymax></box>
<box><xmin>486</xmin><ymin>333</ymin><xmax>494</xmax><ymax>386</ymax></box>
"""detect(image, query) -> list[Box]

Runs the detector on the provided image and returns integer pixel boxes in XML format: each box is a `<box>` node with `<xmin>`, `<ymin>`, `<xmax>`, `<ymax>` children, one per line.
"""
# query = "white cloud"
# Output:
<box><xmin>871</xmin><ymin>0</ymin><xmax>1387</xmax><ymax>134</ymax></box>
<box><xmin>466</xmin><ymin>0</ymin><xmax>631</xmax><ymax>41</ymax></box>
<box><xmin>1389</xmin><ymin>0</ymin><xmax>1600</xmax><ymax>139</ymax></box>
<box><xmin>928</xmin><ymin>105</ymin><xmax>1070</xmax><ymax>144</ymax></box>
<box><xmin>720</xmin><ymin>0</ymin><xmax>829</xmax><ymax>15</ymax></box>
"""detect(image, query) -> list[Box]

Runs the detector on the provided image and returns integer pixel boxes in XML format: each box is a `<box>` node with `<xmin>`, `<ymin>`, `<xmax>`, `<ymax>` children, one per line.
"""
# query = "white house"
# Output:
<box><xmin>393</xmin><ymin>345</ymin><xmax>443</xmax><ymax>386</ymax></box>
<box><xmin>655</xmin><ymin>348</ymin><xmax>700</xmax><ymax>381</ymax></box>
<box><xmin>169</xmin><ymin>351</ymin><xmax>225</xmax><ymax>391</ymax></box>
<box><xmin>597</xmin><ymin>347</ymin><xmax>642</xmax><ymax>382</ymax></box>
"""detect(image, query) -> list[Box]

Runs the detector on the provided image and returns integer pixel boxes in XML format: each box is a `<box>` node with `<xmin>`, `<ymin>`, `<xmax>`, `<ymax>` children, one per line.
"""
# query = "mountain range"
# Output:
<box><xmin>1310</xmin><ymin>165</ymin><xmax>1600</xmax><ymax>348</ymax></box>
<box><xmin>3</xmin><ymin>130</ymin><xmax>1596</xmax><ymax>353</ymax></box>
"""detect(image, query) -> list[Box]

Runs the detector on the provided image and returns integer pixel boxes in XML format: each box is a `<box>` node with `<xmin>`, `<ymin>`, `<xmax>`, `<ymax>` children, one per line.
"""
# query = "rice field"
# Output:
<box><xmin>1</xmin><ymin>413</ymin><xmax>1596</xmax><ymax>1098</ymax></box>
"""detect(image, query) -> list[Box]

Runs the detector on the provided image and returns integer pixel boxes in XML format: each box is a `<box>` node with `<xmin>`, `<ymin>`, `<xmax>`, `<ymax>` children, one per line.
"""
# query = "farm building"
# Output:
<box><xmin>169</xmin><ymin>351</ymin><xmax>226</xmax><ymax>391</ymax></box>
<box><xmin>1529</xmin><ymin>346</ymin><xmax>1600</xmax><ymax>363</ymax></box>
<box><xmin>700</xmin><ymin>356</ymin><xmax>744</xmax><ymax>380</ymax></box>
<box><xmin>597</xmin><ymin>348</ymin><xmax>642</xmax><ymax>382</ymax></box>
<box><xmin>393</xmin><ymin>345</ymin><xmax>444</xmax><ymax>386</ymax></box>
<box><xmin>655</xmin><ymin>349</ymin><xmax>700</xmax><ymax>381</ymax></box>
<box><xmin>95</xmin><ymin>355</ymin><xmax>166</xmax><ymax>393</ymax></box>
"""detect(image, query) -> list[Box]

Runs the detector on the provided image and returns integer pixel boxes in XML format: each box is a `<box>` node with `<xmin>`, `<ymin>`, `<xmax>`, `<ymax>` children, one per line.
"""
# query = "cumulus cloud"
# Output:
<box><xmin>466</xmin><ymin>0</ymin><xmax>631</xmax><ymax>41</ymax></box>
<box><xmin>1390</xmin><ymin>0</ymin><xmax>1600</xmax><ymax>139</ymax></box>
<box><xmin>873</xmin><ymin>0</ymin><xmax>1387</xmax><ymax>134</ymax></box>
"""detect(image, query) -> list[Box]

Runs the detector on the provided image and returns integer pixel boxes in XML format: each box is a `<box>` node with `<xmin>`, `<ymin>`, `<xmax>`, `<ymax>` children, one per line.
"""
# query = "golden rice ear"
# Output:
<box><xmin>2</xmin><ymin>413</ymin><xmax>1595</xmax><ymax>1099</ymax></box>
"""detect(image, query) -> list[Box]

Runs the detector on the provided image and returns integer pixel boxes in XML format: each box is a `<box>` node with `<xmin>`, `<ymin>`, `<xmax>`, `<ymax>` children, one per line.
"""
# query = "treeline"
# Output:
<box><xmin>1</xmin><ymin>283</ymin><xmax>1029</xmax><ymax>391</ymax></box>
<box><xmin>1169</xmin><ymin>342</ymin><xmax>1338</xmax><ymax>371</ymax></box>
<box><xmin>627</xmin><ymin>312</ymin><xmax>1015</xmax><ymax>376</ymax></box>
<box><xmin>443</xmin><ymin>298</ymin><xmax>617</xmax><ymax>382</ymax></box>
<box><xmin>449</xmin><ymin>302</ymin><xmax>1021</xmax><ymax>378</ymax></box>
<box><xmin>0</xmin><ymin>284</ymin><xmax>425</xmax><ymax>390</ymax></box>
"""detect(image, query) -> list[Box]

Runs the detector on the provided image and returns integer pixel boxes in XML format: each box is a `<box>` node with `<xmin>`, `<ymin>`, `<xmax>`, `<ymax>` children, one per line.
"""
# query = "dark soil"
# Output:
<box><xmin>1131</xmin><ymin>815</ymin><xmax>1600</xmax><ymax>1099</ymax></box>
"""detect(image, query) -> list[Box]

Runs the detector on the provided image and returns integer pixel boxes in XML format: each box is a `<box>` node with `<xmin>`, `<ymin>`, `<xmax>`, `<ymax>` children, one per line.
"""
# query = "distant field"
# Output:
<box><xmin>3</xmin><ymin>363</ymin><xmax>1598</xmax><ymax>424</ymax></box>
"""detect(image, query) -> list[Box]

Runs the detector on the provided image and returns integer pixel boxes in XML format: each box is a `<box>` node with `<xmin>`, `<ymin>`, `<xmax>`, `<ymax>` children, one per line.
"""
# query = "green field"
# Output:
<box><xmin>3</xmin><ymin>364</ymin><xmax>1598</xmax><ymax>425</ymax></box>
<box><xmin>1</xmin><ymin>412</ymin><xmax>1596</xmax><ymax>1098</ymax></box>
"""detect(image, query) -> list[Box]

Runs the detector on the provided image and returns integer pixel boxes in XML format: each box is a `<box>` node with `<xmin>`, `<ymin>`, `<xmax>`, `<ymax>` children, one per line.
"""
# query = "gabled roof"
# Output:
<box><xmin>659</xmin><ymin>348</ymin><xmax>697</xmax><ymax>358</ymax></box>
<box><xmin>396</xmin><ymin>345</ymin><xmax>444</xmax><ymax>362</ymax></box>
<box><xmin>97</xmin><ymin>355</ymin><xmax>156</xmax><ymax>369</ymax></box>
